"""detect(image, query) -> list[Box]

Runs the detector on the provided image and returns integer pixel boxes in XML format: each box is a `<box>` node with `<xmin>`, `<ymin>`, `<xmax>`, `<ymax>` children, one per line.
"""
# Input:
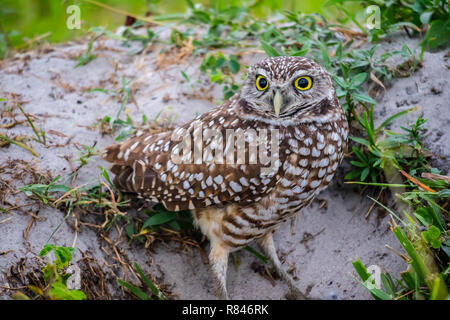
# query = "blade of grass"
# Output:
<box><xmin>117</xmin><ymin>279</ymin><xmax>149</xmax><ymax>300</ymax></box>
<box><xmin>133</xmin><ymin>262</ymin><xmax>167</xmax><ymax>300</ymax></box>
<box><xmin>0</xmin><ymin>134</ymin><xmax>38</xmax><ymax>157</ymax></box>
<box><xmin>345</xmin><ymin>181</ymin><xmax>408</xmax><ymax>187</ymax></box>
<box><xmin>244</xmin><ymin>246</ymin><xmax>268</xmax><ymax>264</ymax></box>
<box><xmin>17</xmin><ymin>104</ymin><xmax>44</xmax><ymax>144</ymax></box>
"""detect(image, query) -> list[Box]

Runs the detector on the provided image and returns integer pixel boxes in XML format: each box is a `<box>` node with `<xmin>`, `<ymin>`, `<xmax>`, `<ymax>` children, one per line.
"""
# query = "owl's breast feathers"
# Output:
<box><xmin>102</xmin><ymin>97</ymin><xmax>348</xmax><ymax>213</ymax></box>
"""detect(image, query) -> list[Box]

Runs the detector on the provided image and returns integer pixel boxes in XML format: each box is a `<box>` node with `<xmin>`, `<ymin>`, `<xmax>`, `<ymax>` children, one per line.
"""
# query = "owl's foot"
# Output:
<box><xmin>209</xmin><ymin>241</ymin><xmax>230</xmax><ymax>300</ymax></box>
<box><xmin>285</xmin><ymin>286</ymin><xmax>307</xmax><ymax>300</ymax></box>
<box><xmin>257</xmin><ymin>232</ymin><xmax>308</xmax><ymax>300</ymax></box>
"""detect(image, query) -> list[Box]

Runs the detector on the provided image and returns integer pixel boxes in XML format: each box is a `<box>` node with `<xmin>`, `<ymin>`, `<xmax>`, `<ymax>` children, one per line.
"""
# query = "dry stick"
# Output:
<box><xmin>365</xmin><ymin>188</ymin><xmax>383</xmax><ymax>220</ymax></box>
<box><xmin>421</xmin><ymin>172</ymin><xmax>450</xmax><ymax>183</ymax></box>
<box><xmin>385</xmin><ymin>244</ymin><xmax>409</xmax><ymax>262</ymax></box>
<box><xmin>0</xmin><ymin>217</ymin><xmax>12</xmax><ymax>225</ymax></box>
<box><xmin>15</xmin><ymin>32</ymin><xmax>51</xmax><ymax>50</ymax></box>
<box><xmin>81</xmin><ymin>0</ymin><xmax>163</xmax><ymax>25</ymax></box>
<box><xmin>54</xmin><ymin>183</ymin><xmax>88</xmax><ymax>205</ymax></box>
<box><xmin>400</xmin><ymin>170</ymin><xmax>437</xmax><ymax>193</ymax></box>
<box><xmin>394</xmin><ymin>289</ymin><xmax>414</xmax><ymax>300</ymax></box>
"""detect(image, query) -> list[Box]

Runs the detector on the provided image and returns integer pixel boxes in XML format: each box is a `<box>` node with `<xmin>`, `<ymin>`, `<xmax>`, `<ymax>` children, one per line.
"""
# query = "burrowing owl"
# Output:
<box><xmin>102</xmin><ymin>56</ymin><xmax>348</xmax><ymax>299</ymax></box>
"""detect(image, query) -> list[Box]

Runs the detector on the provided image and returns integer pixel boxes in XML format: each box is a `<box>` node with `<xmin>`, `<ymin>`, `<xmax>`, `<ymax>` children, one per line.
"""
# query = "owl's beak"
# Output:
<box><xmin>273</xmin><ymin>90</ymin><xmax>282</xmax><ymax>117</ymax></box>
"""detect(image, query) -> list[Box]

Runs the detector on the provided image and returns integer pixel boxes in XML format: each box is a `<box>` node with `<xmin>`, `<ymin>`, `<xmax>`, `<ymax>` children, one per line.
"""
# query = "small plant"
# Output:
<box><xmin>345</xmin><ymin>106</ymin><xmax>417</xmax><ymax>183</ymax></box>
<box><xmin>20</xmin><ymin>168</ymin><xmax>129</xmax><ymax>220</ymax></box>
<box><xmin>91</xmin><ymin>76</ymin><xmax>135</xmax><ymax>141</ymax></box>
<box><xmin>74</xmin><ymin>143</ymin><xmax>99</xmax><ymax>167</ymax></box>
<box><xmin>382</xmin><ymin>116</ymin><xmax>429</xmax><ymax>174</ymax></box>
<box><xmin>351</xmin><ymin>141</ymin><xmax>449</xmax><ymax>300</ymax></box>
<box><xmin>12</xmin><ymin>245</ymin><xmax>86</xmax><ymax>300</ymax></box>
<box><xmin>75</xmin><ymin>41</ymin><xmax>97</xmax><ymax>68</ymax></box>
<box><xmin>117</xmin><ymin>262</ymin><xmax>167</xmax><ymax>300</ymax></box>
<box><xmin>200</xmin><ymin>51</ymin><xmax>241</xmax><ymax>99</ymax></box>
<box><xmin>325</xmin><ymin>0</ymin><xmax>449</xmax><ymax>54</ymax></box>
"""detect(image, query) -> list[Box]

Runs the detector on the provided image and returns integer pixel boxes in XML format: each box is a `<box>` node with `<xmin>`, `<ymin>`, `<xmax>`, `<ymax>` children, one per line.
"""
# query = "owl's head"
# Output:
<box><xmin>240</xmin><ymin>56</ymin><xmax>338</xmax><ymax>123</ymax></box>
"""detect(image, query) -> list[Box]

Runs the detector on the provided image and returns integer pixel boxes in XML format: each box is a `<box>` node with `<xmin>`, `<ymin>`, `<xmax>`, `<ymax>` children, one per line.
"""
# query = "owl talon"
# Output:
<box><xmin>286</xmin><ymin>286</ymin><xmax>307</xmax><ymax>300</ymax></box>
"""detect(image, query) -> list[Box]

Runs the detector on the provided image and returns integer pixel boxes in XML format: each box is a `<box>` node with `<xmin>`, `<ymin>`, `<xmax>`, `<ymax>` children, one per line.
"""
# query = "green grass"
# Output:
<box><xmin>117</xmin><ymin>262</ymin><xmax>167</xmax><ymax>300</ymax></box>
<box><xmin>0</xmin><ymin>0</ymin><xmax>328</xmax><ymax>59</ymax></box>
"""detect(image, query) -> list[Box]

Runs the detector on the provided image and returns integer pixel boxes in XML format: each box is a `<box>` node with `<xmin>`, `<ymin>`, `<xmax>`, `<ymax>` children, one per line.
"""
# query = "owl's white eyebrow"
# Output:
<box><xmin>255</xmin><ymin>68</ymin><xmax>269</xmax><ymax>77</ymax></box>
<box><xmin>290</xmin><ymin>70</ymin><xmax>314</xmax><ymax>79</ymax></box>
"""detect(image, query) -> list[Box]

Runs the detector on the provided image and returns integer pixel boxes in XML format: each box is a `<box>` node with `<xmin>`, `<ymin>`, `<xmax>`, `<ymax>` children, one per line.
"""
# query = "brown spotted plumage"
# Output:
<box><xmin>102</xmin><ymin>56</ymin><xmax>348</xmax><ymax>299</ymax></box>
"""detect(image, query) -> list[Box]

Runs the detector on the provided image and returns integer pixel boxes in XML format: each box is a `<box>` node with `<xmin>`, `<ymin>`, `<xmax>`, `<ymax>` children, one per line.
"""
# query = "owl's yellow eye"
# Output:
<box><xmin>294</xmin><ymin>76</ymin><xmax>313</xmax><ymax>91</ymax></box>
<box><xmin>256</xmin><ymin>75</ymin><xmax>269</xmax><ymax>91</ymax></box>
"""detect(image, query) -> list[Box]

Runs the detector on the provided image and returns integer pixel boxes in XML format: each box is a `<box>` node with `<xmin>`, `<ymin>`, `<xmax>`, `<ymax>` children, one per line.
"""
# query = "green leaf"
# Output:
<box><xmin>53</xmin><ymin>247</ymin><xmax>74</xmax><ymax>267</ymax></box>
<box><xmin>345</xmin><ymin>170</ymin><xmax>362</xmax><ymax>180</ymax></box>
<box><xmin>376</xmin><ymin>107</ymin><xmax>417</xmax><ymax>132</ymax></box>
<box><xmin>350</xmin><ymin>161</ymin><xmax>367</xmax><ymax>168</ymax></box>
<box><xmin>430</xmin><ymin>239</ymin><xmax>442</xmax><ymax>249</ymax></box>
<box><xmin>349</xmin><ymin>136</ymin><xmax>371</xmax><ymax>148</ymax></box>
<box><xmin>350</xmin><ymin>73</ymin><xmax>367</xmax><ymax>88</ymax></box>
<box><xmin>134</xmin><ymin>262</ymin><xmax>167</xmax><ymax>300</ymax></box>
<box><xmin>11</xmin><ymin>291</ymin><xmax>31</xmax><ymax>300</ymax></box>
<box><xmin>361</xmin><ymin>168</ymin><xmax>370</xmax><ymax>181</ymax></box>
<box><xmin>332</xmin><ymin>75</ymin><xmax>348</xmax><ymax>89</ymax></box>
<box><xmin>210</xmin><ymin>72</ymin><xmax>223</xmax><ymax>83</ymax></box>
<box><xmin>260</xmin><ymin>40</ymin><xmax>281</xmax><ymax>57</ymax></box>
<box><xmin>420</xmin><ymin>11</ymin><xmax>434</xmax><ymax>25</ymax></box>
<box><xmin>117</xmin><ymin>279</ymin><xmax>149</xmax><ymax>300</ymax></box>
<box><xmin>317</xmin><ymin>41</ymin><xmax>330</xmax><ymax>67</ymax></box>
<box><xmin>49</xmin><ymin>282</ymin><xmax>86</xmax><ymax>300</ymax></box>
<box><xmin>427</xmin><ymin>225</ymin><xmax>441</xmax><ymax>239</ymax></box>
<box><xmin>40</xmin><ymin>244</ymin><xmax>56</xmax><ymax>257</ymax></box>
<box><xmin>228</xmin><ymin>56</ymin><xmax>240</xmax><ymax>74</ymax></box>
<box><xmin>380</xmin><ymin>273</ymin><xmax>397</xmax><ymax>296</ymax></box>
<box><xmin>244</xmin><ymin>246</ymin><xmax>268</xmax><ymax>264</ymax></box>
<box><xmin>352</xmin><ymin>92</ymin><xmax>377</xmax><ymax>105</ymax></box>
<box><xmin>423</xmin><ymin>19</ymin><xmax>450</xmax><ymax>49</ymax></box>
<box><xmin>361</xmin><ymin>278</ymin><xmax>392</xmax><ymax>300</ymax></box>
<box><xmin>142</xmin><ymin>211</ymin><xmax>175</xmax><ymax>228</ymax></box>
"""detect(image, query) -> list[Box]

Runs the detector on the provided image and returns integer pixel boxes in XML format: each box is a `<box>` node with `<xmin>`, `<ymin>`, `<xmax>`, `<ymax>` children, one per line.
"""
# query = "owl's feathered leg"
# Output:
<box><xmin>257</xmin><ymin>232</ymin><xmax>307</xmax><ymax>300</ymax></box>
<box><xmin>209</xmin><ymin>241</ymin><xmax>230</xmax><ymax>300</ymax></box>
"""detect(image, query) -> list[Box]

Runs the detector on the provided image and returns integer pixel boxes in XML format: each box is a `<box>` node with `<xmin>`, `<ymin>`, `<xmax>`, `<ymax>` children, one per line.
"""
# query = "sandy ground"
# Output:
<box><xmin>0</xmin><ymin>28</ymin><xmax>448</xmax><ymax>300</ymax></box>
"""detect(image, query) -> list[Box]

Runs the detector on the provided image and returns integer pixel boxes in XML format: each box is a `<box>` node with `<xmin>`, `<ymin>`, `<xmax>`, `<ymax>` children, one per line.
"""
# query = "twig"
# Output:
<box><xmin>385</xmin><ymin>244</ymin><xmax>409</xmax><ymax>263</ymax></box>
<box><xmin>81</xmin><ymin>0</ymin><xmax>163</xmax><ymax>25</ymax></box>
<box><xmin>0</xmin><ymin>217</ymin><xmax>12</xmax><ymax>225</ymax></box>
<box><xmin>400</xmin><ymin>170</ymin><xmax>437</xmax><ymax>193</ymax></box>
<box><xmin>421</xmin><ymin>172</ymin><xmax>450</xmax><ymax>183</ymax></box>
<box><xmin>365</xmin><ymin>189</ymin><xmax>383</xmax><ymax>220</ymax></box>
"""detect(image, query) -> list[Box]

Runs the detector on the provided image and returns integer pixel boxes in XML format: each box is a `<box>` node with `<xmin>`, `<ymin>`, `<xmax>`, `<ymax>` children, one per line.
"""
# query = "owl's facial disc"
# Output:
<box><xmin>240</xmin><ymin>56</ymin><xmax>336</xmax><ymax>121</ymax></box>
<box><xmin>251</xmin><ymin>72</ymin><xmax>317</xmax><ymax>118</ymax></box>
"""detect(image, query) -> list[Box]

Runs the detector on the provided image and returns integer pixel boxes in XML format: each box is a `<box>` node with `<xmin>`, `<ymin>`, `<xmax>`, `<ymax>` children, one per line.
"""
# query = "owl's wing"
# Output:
<box><xmin>102</xmin><ymin>108</ymin><xmax>280</xmax><ymax>212</ymax></box>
